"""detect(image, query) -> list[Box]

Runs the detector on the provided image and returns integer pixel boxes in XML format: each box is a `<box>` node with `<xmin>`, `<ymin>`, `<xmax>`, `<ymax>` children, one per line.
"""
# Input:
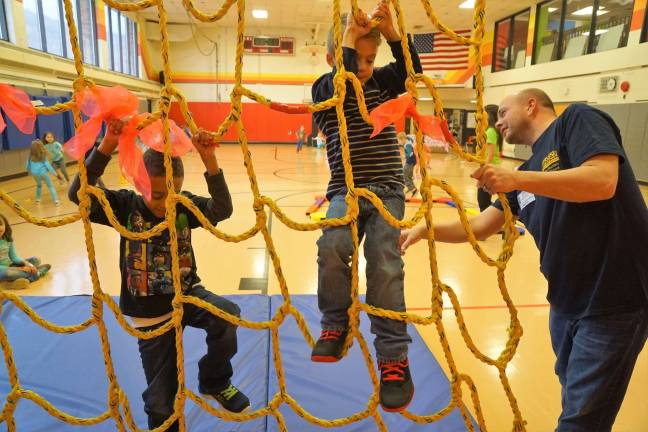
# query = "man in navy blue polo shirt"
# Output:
<box><xmin>400</xmin><ymin>88</ymin><xmax>648</xmax><ymax>431</ymax></box>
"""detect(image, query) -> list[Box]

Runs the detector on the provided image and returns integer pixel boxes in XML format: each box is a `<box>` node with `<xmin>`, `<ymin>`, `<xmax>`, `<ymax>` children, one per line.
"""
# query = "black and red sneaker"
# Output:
<box><xmin>378</xmin><ymin>358</ymin><xmax>414</xmax><ymax>412</ymax></box>
<box><xmin>311</xmin><ymin>329</ymin><xmax>348</xmax><ymax>362</ymax></box>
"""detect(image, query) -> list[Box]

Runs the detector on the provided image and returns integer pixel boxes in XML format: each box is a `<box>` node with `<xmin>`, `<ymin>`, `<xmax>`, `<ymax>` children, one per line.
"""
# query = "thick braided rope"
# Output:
<box><xmin>0</xmin><ymin>0</ymin><xmax>527</xmax><ymax>431</ymax></box>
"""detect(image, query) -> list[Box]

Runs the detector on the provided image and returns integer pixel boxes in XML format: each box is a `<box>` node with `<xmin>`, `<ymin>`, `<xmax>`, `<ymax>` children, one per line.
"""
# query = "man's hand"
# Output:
<box><xmin>191</xmin><ymin>129</ymin><xmax>220</xmax><ymax>175</ymax></box>
<box><xmin>399</xmin><ymin>225</ymin><xmax>427</xmax><ymax>255</ymax></box>
<box><xmin>471</xmin><ymin>164</ymin><xmax>518</xmax><ymax>194</ymax></box>
<box><xmin>371</xmin><ymin>1</ymin><xmax>399</xmax><ymax>42</ymax></box>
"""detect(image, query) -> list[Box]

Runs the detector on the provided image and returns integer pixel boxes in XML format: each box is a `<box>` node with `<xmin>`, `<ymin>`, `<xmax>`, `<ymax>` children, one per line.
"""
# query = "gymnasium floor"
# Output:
<box><xmin>1</xmin><ymin>144</ymin><xmax>647</xmax><ymax>431</ymax></box>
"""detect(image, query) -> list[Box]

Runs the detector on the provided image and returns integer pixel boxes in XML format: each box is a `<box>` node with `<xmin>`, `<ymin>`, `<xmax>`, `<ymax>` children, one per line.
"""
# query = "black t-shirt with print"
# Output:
<box><xmin>494</xmin><ymin>104</ymin><xmax>648</xmax><ymax>318</ymax></box>
<box><xmin>69</xmin><ymin>150</ymin><xmax>233</xmax><ymax>318</ymax></box>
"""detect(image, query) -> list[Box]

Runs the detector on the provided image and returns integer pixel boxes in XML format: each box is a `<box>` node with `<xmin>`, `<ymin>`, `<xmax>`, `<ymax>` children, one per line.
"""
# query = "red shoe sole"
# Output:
<box><xmin>311</xmin><ymin>355</ymin><xmax>341</xmax><ymax>363</ymax></box>
<box><xmin>380</xmin><ymin>385</ymin><xmax>414</xmax><ymax>413</ymax></box>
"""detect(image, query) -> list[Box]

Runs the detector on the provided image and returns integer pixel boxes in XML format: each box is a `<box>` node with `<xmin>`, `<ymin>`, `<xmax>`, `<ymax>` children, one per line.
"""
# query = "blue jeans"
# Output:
<box><xmin>137</xmin><ymin>286</ymin><xmax>240</xmax><ymax>431</ymax></box>
<box><xmin>0</xmin><ymin>257</ymin><xmax>41</xmax><ymax>282</ymax></box>
<box><xmin>317</xmin><ymin>185</ymin><xmax>410</xmax><ymax>362</ymax></box>
<box><xmin>550</xmin><ymin>307</ymin><xmax>648</xmax><ymax>431</ymax></box>
<box><xmin>32</xmin><ymin>174</ymin><xmax>59</xmax><ymax>202</ymax></box>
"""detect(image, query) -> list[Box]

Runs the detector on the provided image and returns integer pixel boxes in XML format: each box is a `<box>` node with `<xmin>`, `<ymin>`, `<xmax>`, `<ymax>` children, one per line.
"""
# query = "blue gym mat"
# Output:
<box><xmin>0</xmin><ymin>295</ymin><xmax>477</xmax><ymax>431</ymax></box>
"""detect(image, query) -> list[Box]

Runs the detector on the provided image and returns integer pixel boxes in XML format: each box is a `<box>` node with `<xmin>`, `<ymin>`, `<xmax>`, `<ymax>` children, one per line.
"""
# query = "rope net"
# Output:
<box><xmin>0</xmin><ymin>0</ymin><xmax>527</xmax><ymax>430</ymax></box>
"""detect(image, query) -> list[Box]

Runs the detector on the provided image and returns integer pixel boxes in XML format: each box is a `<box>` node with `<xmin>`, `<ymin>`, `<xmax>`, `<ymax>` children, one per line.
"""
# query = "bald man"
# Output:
<box><xmin>401</xmin><ymin>88</ymin><xmax>648</xmax><ymax>431</ymax></box>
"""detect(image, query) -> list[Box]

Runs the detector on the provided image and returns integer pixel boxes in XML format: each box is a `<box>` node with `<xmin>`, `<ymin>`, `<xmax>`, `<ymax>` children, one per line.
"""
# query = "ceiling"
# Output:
<box><xmin>137</xmin><ymin>0</ymin><xmax>538</xmax><ymax>32</ymax></box>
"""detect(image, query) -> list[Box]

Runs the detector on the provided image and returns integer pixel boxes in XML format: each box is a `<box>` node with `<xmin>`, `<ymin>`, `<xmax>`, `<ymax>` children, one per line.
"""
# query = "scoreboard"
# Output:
<box><xmin>243</xmin><ymin>36</ymin><xmax>295</xmax><ymax>55</ymax></box>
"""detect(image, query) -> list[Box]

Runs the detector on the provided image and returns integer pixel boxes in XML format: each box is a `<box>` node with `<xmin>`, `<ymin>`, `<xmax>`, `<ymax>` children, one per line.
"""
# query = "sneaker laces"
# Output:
<box><xmin>319</xmin><ymin>329</ymin><xmax>343</xmax><ymax>341</ymax></box>
<box><xmin>379</xmin><ymin>359</ymin><xmax>409</xmax><ymax>382</ymax></box>
<box><xmin>218</xmin><ymin>384</ymin><xmax>239</xmax><ymax>400</ymax></box>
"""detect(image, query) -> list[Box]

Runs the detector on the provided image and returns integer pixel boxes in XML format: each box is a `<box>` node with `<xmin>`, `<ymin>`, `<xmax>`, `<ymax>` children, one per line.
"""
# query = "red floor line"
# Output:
<box><xmin>407</xmin><ymin>303</ymin><xmax>550</xmax><ymax>311</ymax></box>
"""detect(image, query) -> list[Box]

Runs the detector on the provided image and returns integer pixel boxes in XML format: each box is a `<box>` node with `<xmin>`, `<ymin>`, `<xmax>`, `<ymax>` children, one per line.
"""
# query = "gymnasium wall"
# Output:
<box><xmin>0</xmin><ymin>0</ymin><xmax>161</xmax><ymax>178</ymax></box>
<box><xmin>480</xmin><ymin>0</ymin><xmax>648</xmax><ymax>166</ymax></box>
<box><xmin>141</xmin><ymin>19</ymin><xmax>480</xmax><ymax>142</ymax></box>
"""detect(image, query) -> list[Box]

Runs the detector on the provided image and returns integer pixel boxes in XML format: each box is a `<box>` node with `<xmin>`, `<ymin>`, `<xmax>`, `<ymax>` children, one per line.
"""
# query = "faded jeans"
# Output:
<box><xmin>317</xmin><ymin>185</ymin><xmax>411</xmax><ymax>362</ymax></box>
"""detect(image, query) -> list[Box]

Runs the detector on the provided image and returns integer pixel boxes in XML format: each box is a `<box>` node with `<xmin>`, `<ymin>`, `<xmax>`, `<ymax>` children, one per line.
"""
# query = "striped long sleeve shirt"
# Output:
<box><xmin>312</xmin><ymin>38</ymin><xmax>422</xmax><ymax>200</ymax></box>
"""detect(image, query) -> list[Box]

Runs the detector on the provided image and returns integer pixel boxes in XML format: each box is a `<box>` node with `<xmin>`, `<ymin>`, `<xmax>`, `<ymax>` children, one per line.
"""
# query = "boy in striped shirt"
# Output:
<box><xmin>310</xmin><ymin>2</ymin><xmax>422</xmax><ymax>412</ymax></box>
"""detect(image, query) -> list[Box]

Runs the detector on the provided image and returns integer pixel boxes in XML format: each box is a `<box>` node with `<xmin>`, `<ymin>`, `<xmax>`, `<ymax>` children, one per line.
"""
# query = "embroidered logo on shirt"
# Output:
<box><xmin>542</xmin><ymin>150</ymin><xmax>560</xmax><ymax>172</ymax></box>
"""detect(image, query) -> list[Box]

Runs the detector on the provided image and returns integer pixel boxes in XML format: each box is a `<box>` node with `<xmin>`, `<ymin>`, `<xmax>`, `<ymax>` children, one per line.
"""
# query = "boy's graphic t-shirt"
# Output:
<box><xmin>75</xmin><ymin>150</ymin><xmax>233</xmax><ymax>318</ymax></box>
<box><xmin>124</xmin><ymin>211</ymin><xmax>194</xmax><ymax>297</ymax></box>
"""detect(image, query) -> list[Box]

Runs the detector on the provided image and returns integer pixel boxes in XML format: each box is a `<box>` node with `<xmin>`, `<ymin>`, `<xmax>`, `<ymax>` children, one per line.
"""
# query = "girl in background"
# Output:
<box><xmin>477</xmin><ymin>105</ymin><xmax>503</xmax><ymax>211</ymax></box>
<box><xmin>43</xmin><ymin>131</ymin><xmax>69</xmax><ymax>185</ymax></box>
<box><xmin>0</xmin><ymin>213</ymin><xmax>51</xmax><ymax>290</ymax></box>
<box><xmin>26</xmin><ymin>140</ymin><xmax>60</xmax><ymax>206</ymax></box>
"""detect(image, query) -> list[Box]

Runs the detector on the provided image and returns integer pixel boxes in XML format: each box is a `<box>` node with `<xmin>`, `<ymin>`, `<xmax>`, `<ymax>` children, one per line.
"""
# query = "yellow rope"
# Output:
<box><xmin>0</xmin><ymin>0</ymin><xmax>526</xmax><ymax>431</ymax></box>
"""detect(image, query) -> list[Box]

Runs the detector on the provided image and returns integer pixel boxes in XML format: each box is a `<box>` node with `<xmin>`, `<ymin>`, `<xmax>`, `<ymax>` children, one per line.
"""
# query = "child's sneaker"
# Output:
<box><xmin>378</xmin><ymin>358</ymin><xmax>414</xmax><ymax>412</ymax></box>
<box><xmin>201</xmin><ymin>383</ymin><xmax>250</xmax><ymax>413</ymax></box>
<box><xmin>311</xmin><ymin>329</ymin><xmax>348</xmax><ymax>362</ymax></box>
<box><xmin>2</xmin><ymin>278</ymin><xmax>30</xmax><ymax>290</ymax></box>
<box><xmin>55</xmin><ymin>200</ymin><xmax>61</xmax><ymax>206</ymax></box>
<box><xmin>37</xmin><ymin>264</ymin><xmax>51</xmax><ymax>277</ymax></box>
<box><xmin>35</xmin><ymin>199</ymin><xmax>41</xmax><ymax>204</ymax></box>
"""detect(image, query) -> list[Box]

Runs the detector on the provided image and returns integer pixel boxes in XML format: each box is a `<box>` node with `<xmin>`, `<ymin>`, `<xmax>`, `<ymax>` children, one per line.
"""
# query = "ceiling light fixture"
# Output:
<box><xmin>459</xmin><ymin>0</ymin><xmax>474</xmax><ymax>9</ymax></box>
<box><xmin>252</xmin><ymin>9</ymin><xmax>268</xmax><ymax>19</ymax></box>
<box><xmin>572</xmin><ymin>6</ymin><xmax>608</xmax><ymax>16</ymax></box>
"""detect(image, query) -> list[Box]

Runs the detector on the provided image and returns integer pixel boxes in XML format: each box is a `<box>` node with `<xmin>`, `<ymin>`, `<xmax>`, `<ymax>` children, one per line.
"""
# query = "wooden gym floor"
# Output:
<box><xmin>1</xmin><ymin>144</ymin><xmax>646</xmax><ymax>431</ymax></box>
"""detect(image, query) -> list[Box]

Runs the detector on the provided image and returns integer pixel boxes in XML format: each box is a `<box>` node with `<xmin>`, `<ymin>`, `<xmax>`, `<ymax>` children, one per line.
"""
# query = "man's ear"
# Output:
<box><xmin>527</xmin><ymin>98</ymin><xmax>538</xmax><ymax>116</ymax></box>
<box><xmin>326</xmin><ymin>52</ymin><xmax>334</xmax><ymax>67</ymax></box>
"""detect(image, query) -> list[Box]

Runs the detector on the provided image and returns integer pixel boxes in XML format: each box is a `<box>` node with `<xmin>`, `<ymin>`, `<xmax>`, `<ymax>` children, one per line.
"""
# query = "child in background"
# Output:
<box><xmin>296</xmin><ymin>125</ymin><xmax>306</xmax><ymax>153</ymax></box>
<box><xmin>26</xmin><ymin>140</ymin><xmax>61</xmax><ymax>206</ymax></box>
<box><xmin>43</xmin><ymin>131</ymin><xmax>69</xmax><ymax>185</ymax></box>
<box><xmin>0</xmin><ymin>213</ymin><xmax>51</xmax><ymax>290</ymax></box>
<box><xmin>398</xmin><ymin>132</ymin><xmax>417</xmax><ymax>199</ymax></box>
<box><xmin>476</xmin><ymin>105</ymin><xmax>503</xmax><ymax>211</ymax></box>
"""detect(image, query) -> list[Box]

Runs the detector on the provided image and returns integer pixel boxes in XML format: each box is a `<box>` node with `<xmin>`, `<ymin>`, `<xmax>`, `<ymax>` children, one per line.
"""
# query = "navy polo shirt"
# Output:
<box><xmin>495</xmin><ymin>104</ymin><xmax>648</xmax><ymax>318</ymax></box>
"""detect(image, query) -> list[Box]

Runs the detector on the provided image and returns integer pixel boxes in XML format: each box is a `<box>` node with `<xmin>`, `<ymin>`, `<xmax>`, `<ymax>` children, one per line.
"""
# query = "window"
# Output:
<box><xmin>105</xmin><ymin>5</ymin><xmax>139</xmax><ymax>76</ymax></box>
<box><xmin>0</xmin><ymin>0</ymin><xmax>8</xmax><ymax>41</ymax></box>
<box><xmin>534</xmin><ymin>0</ymin><xmax>635</xmax><ymax>63</ymax></box>
<box><xmin>63</xmin><ymin>0</ymin><xmax>98</xmax><ymax>65</ymax></box>
<box><xmin>24</xmin><ymin>0</ymin><xmax>43</xmax><ymax>50</ymax></box>
<box><xmin>23</xmin><ymin>0</ymin><xmax>98</xmax><ymax>64</ymax></box>
<box><xmin>533</xmin><ymin>0</ymin><xmax>564</xmax><ymax>64</ymax></box>
<box><xmin>492</xmin><ymin>9</ymin><xmax>530</xmax><ymax>72</ymax></box>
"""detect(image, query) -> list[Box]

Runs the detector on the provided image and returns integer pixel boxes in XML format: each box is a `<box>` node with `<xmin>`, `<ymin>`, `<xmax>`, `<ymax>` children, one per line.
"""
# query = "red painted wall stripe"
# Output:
<box><xmin>170</xmin><ymin>102</ymin><xmax>312</xmax><ymax>143</ymax></box>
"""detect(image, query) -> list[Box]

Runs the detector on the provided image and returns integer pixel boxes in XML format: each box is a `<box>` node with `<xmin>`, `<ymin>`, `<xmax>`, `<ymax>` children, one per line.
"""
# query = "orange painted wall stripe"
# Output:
<box><xmin>172</xmin><ymin>73</ymin><xmax>319</xmax><ymax>85</ymax></box>
<box><xmin>631</xmin><ymin>0</ymin><xmax>647</xmax><ymax>31</ymax></box>
<box><xmin>95</xmin><ymin>0</ymin><xmax>106</xmax><ymax>41</ymax></box>
<box><xmin>526</xmin><ymin>8</ymin><xmax>537</xmax><ymax>57</ymax></box>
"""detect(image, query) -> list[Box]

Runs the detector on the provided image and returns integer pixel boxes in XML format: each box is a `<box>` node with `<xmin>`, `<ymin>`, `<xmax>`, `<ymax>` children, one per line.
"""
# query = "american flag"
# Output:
<box><xmin>413</xmin><ymin>30</ymin><xmax>472</xmax><ymax>71</ymax></box>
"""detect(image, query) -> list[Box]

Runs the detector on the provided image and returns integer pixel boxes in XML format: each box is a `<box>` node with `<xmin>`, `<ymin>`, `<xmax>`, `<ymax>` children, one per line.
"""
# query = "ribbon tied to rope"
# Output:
<box><xmin>64</xmin><ymin>85</ymin><xmax>192</xmax><ymax>199</ymax></box>
<box><xmin>369</xmin><ymin>94</ymin><xmax>453</xmax><ymax>143</ymax></box>
<box><xmin>0</xmin><ymin>84</ymin><xmax>37</xmax><ymax>135</ymax></box>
